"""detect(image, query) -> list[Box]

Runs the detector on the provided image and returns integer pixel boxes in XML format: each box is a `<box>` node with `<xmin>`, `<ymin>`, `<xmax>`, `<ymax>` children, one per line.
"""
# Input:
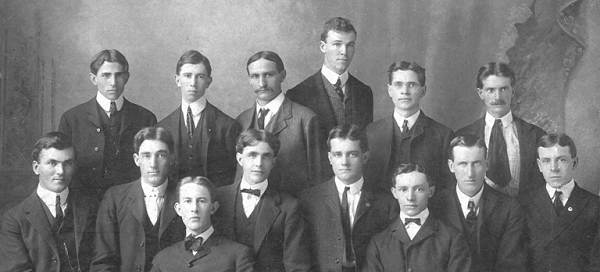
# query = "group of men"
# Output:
<box><xmin>1</xmin><ymin>16</ymin><xmax>599</xmax><ymax>272</ymax></box>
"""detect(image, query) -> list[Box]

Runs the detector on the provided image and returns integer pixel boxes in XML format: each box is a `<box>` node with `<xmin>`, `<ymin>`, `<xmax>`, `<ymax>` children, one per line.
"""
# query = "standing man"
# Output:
<box><xmin>288</xmin><ymin>17</ymin><xmax>373</xmax><ymax>180</ymax></box>
<box><xmin>0</xmin><ymin>132</ymin><xmax>98</xmax><ymax>272</ymax></box>
<box><xmin>430</xmin><ymin>135</ymin><xmax>527</xmax><ymax>272</ymax></box>
<box><xmin>300</xmin><ymin>124</ymin><xmax>397</xmax><ymax>272</ymax></box>
<box><xmin>151</xmin><ymin>176</ymin><xmax>255</xmax><ymax>272</ymax></box>
<box><xmin>457</xmin><ymin>62</ymin><xmax>546</xmax><ymax>197</ymax></box>
<box><xmin>237</xmin><ymin>51</ymin><xmax>320</xmax><ymax>195</ymax></box>
<box><xmin>92</xmin><ymin>127</ymin><xmax>185</xmax><ymax>272</ymax></box>
<box><xmin>521</xmin><ymin>133</ymin><xmax>600</xmax><ymax>272</ymax></box>
<box><xmin>159</xmin><ymin>50</ymin><xmax>241</xmax><ymax>186</ymax></box>
<box><xmin>215</xmin><ymin>129</ymin><xmax>311</xmax><ymax>272</ymax></box>
<box><xmin>366</xmin><ymin>61</ymin><xmax>454</xmax><ymax>192</ymax></box>
<box><xmin>58</xmin><ymin>49</ymin><xmax>157</xmax><ymax>198</ymax></box>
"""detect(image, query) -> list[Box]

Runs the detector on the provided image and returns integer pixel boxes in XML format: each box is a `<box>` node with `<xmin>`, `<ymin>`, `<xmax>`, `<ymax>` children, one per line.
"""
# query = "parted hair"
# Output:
<box><xmin>90</xmin><ymin>49</ymin><xmax>129</xmax><ymax>75</ymax></box>
<box><xmin>448</xmin><ymin>134</ymin><xmax>487</xmax><ymax>160</ymax></box>
<box><xmin>327</xmin><ymin>124</ymin><xmax>368</xmax><ymax>152</ymax></box>
<box><xmin>537</xmin><ymin>133</ymin><xmax>577</xmax><ymax>158</ymax></box>
<box><xmin>176</xmin><ymin>176</ymin><xmax>217</xmax><ymax>202</ymax></box>
<box><xmin>476</xmin><ymin>62</ymin><xmax>515</xmax><ymax>89</ymax></box>
<box><xmin>391</xmin><ymin>163</ymin><xmax>433</xmax><ymax>188</ymax></box>
<box><xmin>246</xmin><ymin>51</ymin><xmax>285</xmax><ymax>73</ymax></box>
<box><xmin>387</xmin><ymin>61</ymin><xmax>426</xmax><ymax>86</ymax></box>
<box><xmin>235</xmin><ymin>128</ymin><xmax>281</xmax><ymax>156</ymax></box>
<box><xmin>175</xmin><ymin>50</ymin><xmax>212</xmax><ymax>76</ymax></box>
<box><xmin>320</xmin><ymin>17</ymin><xmax>356</xmax><ymax>41</ymax></box>
<box><xmin>133</xmin><ymin>127</ymin><xmax>175</xmax><ymax>154</ymax></box>
<box><xmin>32</xmin><ymin>131</ymin><xmax>74</xmax><ymax>162</ymax></box>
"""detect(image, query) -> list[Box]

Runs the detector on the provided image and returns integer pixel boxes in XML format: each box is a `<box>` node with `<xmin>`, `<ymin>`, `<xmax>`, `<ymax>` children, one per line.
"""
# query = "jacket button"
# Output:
<box><xmin>140</xmin><ymin>241</ymin><xmax>144</xmax><ymax>247</ymax></box>
<box><xmin>188</xmin><ymin>263</ymin><xmax>193</xmax><ymax>267</ymax></box>
<box><xmin>335</xmin><ymin>258</ymin><xmax>340</xmax><ymax>264</ymax></box>
<box><xmin>96</xmin><ymin>128</ymin><xmax>101</xmax><ymax>133</ymax></box>
<box><xmin>51</xmin><ymin>258</ymin><xmax>57</xmax><ymax>263</ymax></box>
<box><xmin>94</xmin><ymin>147</ymin><xmax>100</xmax><ymax>152</ymax></box>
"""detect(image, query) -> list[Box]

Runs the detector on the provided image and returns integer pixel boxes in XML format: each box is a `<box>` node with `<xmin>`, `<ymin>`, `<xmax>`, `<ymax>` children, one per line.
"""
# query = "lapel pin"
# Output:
<box><xmin>366</xmin><ymin>203</ymin><xmax>371</xmax><ymax>208</ymax></box>
<box><xmin>96</xmin><ymin>128</ymin><xmax>101</xmax><ymax>133</ymax></box>
<box><xmin>567</xmin><ymin>207</ymin><xmax>573</xmax><ymax>212</ymax></box>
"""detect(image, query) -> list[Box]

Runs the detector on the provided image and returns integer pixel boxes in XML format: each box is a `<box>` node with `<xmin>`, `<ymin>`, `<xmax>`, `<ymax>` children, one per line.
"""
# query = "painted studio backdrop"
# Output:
<box><xmin>1</xmin><ymin>0</ymin><xmax>600</xmax><ymax>212</ymax></box>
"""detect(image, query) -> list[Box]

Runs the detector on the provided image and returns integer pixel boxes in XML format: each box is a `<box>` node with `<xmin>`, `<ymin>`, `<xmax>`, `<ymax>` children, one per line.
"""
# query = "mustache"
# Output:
<box><xmin>489</xmin><ymin>99</ymin><xmax>506</xmax><ymax>105</ymax></box>
<box><xmin>254</xmin><ymin>88</ymin><xmax>273</xmax><ymax>93</ymax></box>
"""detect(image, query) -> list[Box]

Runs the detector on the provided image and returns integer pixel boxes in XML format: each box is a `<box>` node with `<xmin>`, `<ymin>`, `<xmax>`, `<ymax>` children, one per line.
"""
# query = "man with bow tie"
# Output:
<box><xmin>214</xmin><ymin>129</ymin><xmax>311</xmax><ymax>272</ymax></box>
<box><xmin>151</xmin><ymin>176</ymin><xmax>254</xmax><ymax>272</ymax></box>
<box><xmin>520</xmin><ymin>133</ymin><xmax>600</xmax><ymax>271</ymax></box>
<box><xmin>363</xmin><ymin>163</ymin><xmax>471</xmax><ymax>272</ymax></box>
<box><xmin>0</xmin><ymin>132</ymin><xmax>98</xmax><ymax>272</ymax></box>
<box><xmin>91</xmin><ymin>127</ymin><xmax>185</xmax><ymax>272</ymax></box>
<box><xmin>300</xmin><ymin>124</ymin><xmax>397</xmax><ymax>272</ymax></box>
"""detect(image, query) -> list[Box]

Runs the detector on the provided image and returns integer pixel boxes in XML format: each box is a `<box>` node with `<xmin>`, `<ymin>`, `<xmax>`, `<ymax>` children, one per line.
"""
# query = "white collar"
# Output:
<box><xmin>140</xmin><ymin>179</ymin><xmax>168</xmax><ymax>197</ymax></box>
<box><xmin>96</xmin><ymin>91</ymin><xmax>124</xmax><ymax>112</ymax></box>
<box><xmin>239</xmin><ymin>178</ymin><xmax>269</xmax><ymax>197</ymax></box>
<box><xmin>393</xmin><ymin>110</ymin><xmax>421</xmax><ymax>130</ymax></box>
<box><xmin>400</xmin><ymin>208</ymin><xmax>429</xmax><ymax>225</ymax></box>
<box><xmin>36</xmin><ymin>184</ymin><xmax>69</xmax><ymax>206</ymax></box>
<box><xmin>186</xmin><ymin>225</ymin><xmax>214</xmax><ymax>245</ymax></box>
<box><xmin>256</xmin><ymin>92</ymin><xmax>285</xmax><ymax>115</ymax></box>
<box><xmin>485</xmin><ymin>111</ymin><xmax>513</xmax><ymax>128</ymax></box>
<box><xmin>321</xmin><ymin>65</ymin><xmax>349</xmax><ymax>86</ymax></box>
<box><xmin>334</xmin><ymin>176</ymin><xmax>364</xmax><ymax>196</ymax></box>
<box><xmin>545</xmin><ymin>179</ymin><xmax>575</xmax><ymax>200</ymax></box>
<box><xmin>182</xmin><ymin>97</ymin><xmax>207</xmax><ymax>116</ymax></box>
<box><xmin>455</xmin><ymin>183</ymin><xmax>484</xmax><ymax>210</ymax></box>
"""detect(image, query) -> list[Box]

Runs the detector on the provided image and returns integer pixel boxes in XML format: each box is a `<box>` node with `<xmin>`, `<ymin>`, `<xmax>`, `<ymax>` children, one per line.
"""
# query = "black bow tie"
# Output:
<box><xmin>241</xmin><ymin>188</ymin><xmax>261</xmax><ymax>197</ymax></box>
<box><xmin>184</xmin><ymin>235</ymin><xmax>204</xmax><ymax>251</ymax></box>
<box><xmin>404</xmin><ymin>218</ymin><xmax>421</xmax><ymax>226</ymax></box>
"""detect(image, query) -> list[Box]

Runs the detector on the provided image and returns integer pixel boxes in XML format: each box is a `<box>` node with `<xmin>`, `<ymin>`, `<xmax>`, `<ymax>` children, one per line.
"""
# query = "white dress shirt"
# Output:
<box><xmin>186</xmin><ymin>225</ymin><xmax>214</xmax><ymax>255</ymax></box>
<box><xmin>546</xmin><ymin>179</ymin><xmax>575</xmax><ymax>206</ymax></box>
<box><xmin>393</xmin><ymin>109</ymin><xmax>420</xmax><ymax>131</ymax></box>
<box><xmin>239</xmin><ymin>179</ymin><xmax>268</xmax><ymax>217</ymax></box>
<box><xmin>334</xmin><ymin>177</ymin><xmax>364</xmax><ymax>228</ymax></box>
<box><xmin>141</xmin><ymin>180</ymin><xmax>168</xmax><ymax>225</ymax></box>
<box><xmin>36</xmin><ymin>185</ymin><xmax>69</xmax><ymax>218</ymax></box>
<box><xmin>181</xmin><ymin>96</ymin><xmax>207</xmax><ymax>127</ymax></box>
<box><xmin>484</xmin><ymin>111</ymin><xmax>521</xmax><ymax>195</ymax></box>
<box><xmin>255</xmin><ymin>92</ymin><xmax>285</xmax><ymax>128</ymax></box>
<box><xmin>456</xmin><ymin>183</ymin><xmax>484</xmax><ymax>218</ymax></box>
<box><xmin>321</xmin><ymin>65</ymin><xmax>349</xmax><ymax>94</ymax></box>
<box><xmin>400</xmin><ymin>208</ymin><xmax>430</xmax><ymax>240</ymax></box>
<box><xmin>96</xmin><ymin>91</ymin><xmax>124</xmax><ymax>117</ymax></box>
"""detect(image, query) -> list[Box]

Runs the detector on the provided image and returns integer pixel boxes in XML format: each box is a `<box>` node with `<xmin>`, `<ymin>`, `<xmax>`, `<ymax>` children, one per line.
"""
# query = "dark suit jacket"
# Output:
<box><xmin>520</xmin><ymin>184</ymin><xmax>600</xmax><ymax>272</ymax></box>
<box><xmin>58</xmin><ymin>97</ymin><xmax>157</xmax><ymax>196</ymax></box>
<box><xmin>0</xmin><ymin>190</ymin><xmax>98</xmax><ymax>272</ymax></box>
<box><xmin>91</xmin><ymin>179</ymin><xmax>185</xmax><ymax>272</ymax></box>
<box><xmin>236</xmin><ymin>97</ymin><xmax>321</xmax><ymax>195</ymax></box>
<box><xmin>299</xmin><ymin>179</ymin><xmax>398</xmax><ymax>271</ymax></box>
<box><xmin>365</xmin><ymin>112</ymin><xmax>455</xmax><ymax>192</ymax></box>
<box><xmin>150</xmin><ymin>234</ymin><xmax>255</xmax><ymax>272</ymax></box>
<box><xmin>214</xmin><ymin>183</ymin><xmax>311</xmax><ymax>272</ymax></box>
<box><xmin>456</xmin><ymin>116</ymin><xmax>546</xmax><ymax>196</ymax></box>
<box><xmin>158</xmin><ymin>102</ymin><xmax>241</xmax><ymax>186</ymax></box>
<box><xmin>430</xmin><ymin>185</ymin><xmax>527</xmax><ymax>272</ymax></box>
<box><xmin>287</xmin><ymin>71</ymin><xmax>373</xmax><ymax>180</ymax></box>
<box><xmin>362</xmin><ymin>216</ymin><xmax>472</xmax><ymax>272</ymax></box>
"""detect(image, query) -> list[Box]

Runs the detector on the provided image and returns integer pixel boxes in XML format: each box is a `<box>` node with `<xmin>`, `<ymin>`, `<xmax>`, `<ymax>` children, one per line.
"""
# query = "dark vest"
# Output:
<box><xmin>177</xmin><ymin>110</ymin><xmax>205</xmax><ymax>178</ymax></box>
<box><xmin>97</xmin><ymin>103</ymin><xmax>124</xmax><ymax>186</ymax></box>
<box><xmin>388</xmin><ymin>121</ymin><xmax>412</xmax><ymax>180</ymax></box>
<box><xmin>233</xmin><ymin>193</ymin><xmax>263</xmax><ymax>248</ymax></box>
<box><xmin>38</xmin><ymin>196</ymin><xmax>79</xmax><ymax>272</ymax></box>
<box><xmin>142</xmin><ymin>210</ymin><xmax>161</xmax><ymax>272</ymax></box>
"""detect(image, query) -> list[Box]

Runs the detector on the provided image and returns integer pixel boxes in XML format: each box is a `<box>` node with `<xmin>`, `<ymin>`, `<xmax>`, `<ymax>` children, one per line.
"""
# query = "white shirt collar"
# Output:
<box><xmin>36</xmin><ymin>184</ymin><xmax>69</xmax><ymax>207</ymax></box>
<box><xmin>393</xmin><ymin>110</ymin><xmax>421</xmax><ymax>130</ymax></box>
<box><xmin>546</xmin><ymin>178</ymin><xmax>575</xmax><ymax>201</ymax></box>
<box><xmin>96</xmin><ymin>91</ymin><xmax>124</xmax><ymax>112</ymax></box>
<box><xmin>456</xmin><ymin>183</ymin><xmax>484</xmax><ymax>213</ymax></box>
<box><xmin>321</xmin><ymin>65</ymin><xmax>349</xmax><ymax>87</ymax></box>
<box><xmin>334</xmin><ymin>176</ymin><xmax>364</xmax><ymax>196</ymax></box>
<box><xmin>186</xmin><ymin>225</ymin><xmax>214</xmax><ymax>245</ymax></box>
<box><xmin>181</xmin><ymin>97</ymin><xmax>207</xmax><ymax>116</ymax></box>
<box><xmin>239</xmin><ymin>178</ymin><xmax>269</xmax><ymax>197</ymax></box>
<box><xmin>400</xmin><ymin>208</ymin><xmax>429</xmax><ymax>225</ymax></box>
<box><xmin>141</xmin><ymin>179</ymin><xmax>168</xmax><ymax>197</ymax></box>
<box><xmin>485</xmin><ymin>111</ymin><xmax>514</xmax><ymax>128</ymax></box>
<box><xmin>256</xmin><ymin>92</ymin><xmax>285</xmax><ymax>116</ymax></box>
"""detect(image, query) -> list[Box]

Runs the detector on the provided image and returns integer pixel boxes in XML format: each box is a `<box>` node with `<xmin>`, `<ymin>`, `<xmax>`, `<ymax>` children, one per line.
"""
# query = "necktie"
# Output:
<box><xmin>55</xmin><ymin>195</ymin><xmax>64</xmax><ymax>230</ymax></box>
<box><xmin>401</xmin><ymin>119</ymin><xmax>409</xmax><ymax>137</ymax></box>
<box><xmin>334</xmin><ymin>78</ymin><xmax>345</xmax><ymax>101</ymax></box>
<box><xmin>466</xmin><ymin>200</ymin><xmax>477</xmax><ymax>221</ymax></box>
<box><xmin>186</xmin><ymin>106</ymin><xmax>194</xmax><ymax>139</ymax></box>
<box><xmin>487</xmin><ymin>119</ymin><xmax>511</xmax><ymax>186</ymax></box>
<box><xmin>340</xmin><ymin>186</ymin><xmax>355</xmax><ymax>263</ymax></box>
<box><xmin>404</xmin><ymin>218</ymin><xmax>421</xmax><ymax>225</ymax></box>
<box><xmin>240</xmin><ymin>188</ymin><xmax>261</xmax><ymax>197</ymax></box>
<box><xmin>257</xmin><ymin>108</ymin><xmax>269</xmax><ymax>130</ymax></box>
<box><xmin>109</xmin><ymin>101</ymin><xmax>117</xmax><ymax>118</ymax></box>
<box><xmin>184</xmin><ymin>235</ymin><xmax>204</xmax><ymax>252</ymax></box>
<box><xmin>553</xmin><ymin>190</ymin><xmax>564</xmax><ymax>215</ymax></box>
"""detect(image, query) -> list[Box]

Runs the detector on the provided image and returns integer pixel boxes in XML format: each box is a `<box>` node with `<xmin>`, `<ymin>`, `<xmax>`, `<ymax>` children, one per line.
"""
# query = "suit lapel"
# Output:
<box><xmin>188</xmin><ymin>236</ymin><xmax>215</xmax><ymax>264</ymax></box>
<box><xmin>71</xmin><ymin>194</ymin><xmax>90</xmax><ymax>253</ymax></box>
<box><xmin>118</xmin><ymin>99</ymin><xmax>134</xmax><ymax>136</ymax></box>
<box><xmin>323</xmin><ymin>180</ymin><xmax>341</xmax><ymax>220</ymax></box>
<box><xmin>200</xmin><ymin>103</ymin><xmax>216</xmax><ymax>173</ymax></box>
<box><xmin>377</xmin><ymin>117</ymin><xmax>395</xmax><ymax>177</ymax></box>
<box><xmin>445</xmin><ymin>190</ymin><xmax>467</xmax><ymax>233</ymax></box>
<box><xmin>85</xmin><ymin>98</ymin><xmax>102</xmax><ymax>128</ymax></box>
<box><xmin>218</xmin><ymin>185</ymin><xmax>238</xmax><ymax>238</ymax></box>
<box><xmin>127</xmin><ymin>181</ymin><xmax>147</xmax><ymax>227</ymax></box>
<box><xmin>253</xmin><ymin>188</ymin><xmax>281</xmax><ymax>251</ymax></box>
<box><xmin>410</xmin><ymin>111</ymin><xmax>427</xmax><ymax>141</ymax></box>
<box><xmin>408</xmin><ymin>216</ymin><xmax>436</xmax><ymax>247</ymax></box>
<box><xmin>267</xmin><ymin>98</ymin><xmax>291</xmax><ymax>136</ymax></box>
<box><xmin>313</xmin><ymin>72</ymin><xmax>337</xmax><ymax>126</ymax></box>
<box><xmin>23</xmin><ymin>193</ymin><xmax>59</xmax><ymax>256</ymax></box>
<box><xmin>530</xmin><ymin>187</ymin><xmax>555</xmax><ymax>229</ymax></box>
<box><xmin>159</xmin><ymin>181</ymin><xmax>178</xmax><ymax>237</ymax></box>
<box><xmin>354</xmin><ymin>189</ymin><xmax>374</xmax><ymax>225</ymax></box>
<box><xmin>390</xmin><ymin>218</ymin><xmax>412</xmax><ymax>246</ymax></box>
<box><xmin>553</xmin><ymin>184</ymin><xmax>589</xmax><ymax>238</ymax></box>
<box><xmin>161</xmin><ymin>107</ymin><xmax>182</xmax><ymax>160</ymax></box>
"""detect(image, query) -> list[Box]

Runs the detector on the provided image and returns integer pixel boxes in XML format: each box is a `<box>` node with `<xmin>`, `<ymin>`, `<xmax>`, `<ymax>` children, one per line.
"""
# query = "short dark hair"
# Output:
<box><xmin>32</xmin><ymin>132</ymin><xmax>74</xmax><ymax>162</ymax></box>
<box><xmin>246</xmin><ymin>51</ymin><xmax>285</xmax><ymax>74</ymax></box>
<box><xmin>391</xmin><ymin>163</ymin><xmax>433</xmax><ymax>188</ymax></box>
<box><xmin>176</xmin><ymin>176</ymin><xmax>217</xmax><ymax>202</ymax></box>
<box><xmin>475</xmin><ymin>62</ymin><xmax>515</xmax><ymax>89</ymax></box>
<box><xmin>175</xmin><ymin>50</ymin><xmax>212</xmax><ymax>76</ymax></box>
<box><xmin>320</xmin><ymin>17</ymin><xmax>357</xmax><ymax>42</ymax></box>
<box><xmin>133</xmin><ymin>127</ymin><xmax>175</xmax><ymax>154</ymax></box>
<box><xmin>327</xmin><ymin>124</ymin><xmax>368</xmax><ymax>152</ymax></box>
<box><xmin>235</xmin><ymin>129</ymin><xmax>280</xmax><ymax>156</ymax></box>
<box><xmin>387</xmin><ymin>61</ymin><xmax>426</xmax><ymax>86</ymax></box>
<box><xmin>537</xmin><ymin>133</ymin><xmax>577</xmax><ymax>158</ymax></box>
<box><xmin>448</xmin><ymin>135</ymin><xmax>487</xmax><ymax>160</ymax></box>
<box><xmin>90</xmin><ymin>49</ymin><xmax>129</xmax><ymax>75</ymax></box>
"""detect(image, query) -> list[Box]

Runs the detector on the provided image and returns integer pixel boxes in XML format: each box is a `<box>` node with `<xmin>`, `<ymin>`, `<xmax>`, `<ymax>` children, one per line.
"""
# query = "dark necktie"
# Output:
<box><xmin>401</xmin><ymin>119</ymin><xmax>409</xmax><ymax>138</ymax></box>
<box><xmin>240</xmin><ymin>188</ymin><xmax>261</xmax><ymax>197</ymax></box>
<box><xmin>466</xmin><ymin>200</ymin><xmax>477</xmax><ymax>221</ymax></box>
<box><xmin>186</xmin><ymin>106</ymin><xmax>194</xmax><ymax>139</ymax></box>
<box><xmin>184</xmin><ymin>235</ymin><xmax>204</xmax><ymax>252</ymax></box>
<box><xmin>257</xmin><ymin>108</ymin><xmax>269</xmax><ymax>130</ymax></box>
<box><xmin>55</xmin><ymin>195</ymin><xmax>64</xmax><ymax>230</ymax></box>
<box><xmin>340</xmin><ymin>186</ymin><xmax>355</xmax><ymax>263</ymax></box>
<box><xmin>487</xmin><ymin>119</ymin><xmax>511</xmax><ymax>186</ymax></box>
<box><xmin>404</xmin><ymin>218</ymin><xmax>421</xmax><ymax>225</ymax></box>
<box><xmin>109</xmin><ymin>101</ymin><xmax>117</xmax><ymax>118</ymax></box>
<box><xmin>553</xmin><ymin>190</ymin><xmax>564</xmax><ymax>215</ymax></box>
<box><xmin>334</xmin><ymin>78</ymin><xmax>345</xmax><ymax>101</ymax></box>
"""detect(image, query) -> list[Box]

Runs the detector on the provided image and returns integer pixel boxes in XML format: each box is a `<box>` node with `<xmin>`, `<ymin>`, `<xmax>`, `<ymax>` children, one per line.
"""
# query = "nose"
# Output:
<box><xmin>550</xmin><ymin>160</ymin><xmax>560</xmax><ymax>172</ymax></box>
<box><xmin>107</xmin><ymin>75</ymin><xmax>116</xmax><ymax>85</ymax></box>
<box><xmin>149</xmin><ymin>155</ymin><xmax>158</xmax><ymax>168</ymax></box>
<box><xmin>339</xmin><ymin>45</ymin><xmax>347</xmax><ymax>55</ymax></box>
<box><xmin>258</xmin><ymin>76</ymin><xmax>267</xmax><ymax>88</ymax></box>
<box><xmin>341</xmin><ymin>154</ymin><xmax>350</xmax><ymax>166</ymax></box>
<box><xmin>467</xmin><ymin>165</ymin><xmax>476</xmax><ymax>178</ymax></box>
<box><xmin>406</xmin><ymin>189</ymin><xmax>416</xmax><ymax>202</ymax></box>
<box><xmin>492</xmin><ymin>89</ymin><xmax>501</xmax><ymax>100</ymax></box>
<box><xmin>190</xmin><ymin>76</ymin><xmax>198</xmax><ymax>87</ymax></box>
<box><xmin>55</xmin><ymin>163</ymin><xmax>64</xmax><ymax>175</ymax></box>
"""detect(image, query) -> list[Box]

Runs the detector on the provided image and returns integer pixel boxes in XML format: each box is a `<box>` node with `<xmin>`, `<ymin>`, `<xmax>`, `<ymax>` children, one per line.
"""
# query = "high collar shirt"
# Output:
<box><xmin>321</xmin><ymin>65</ymin><xmax>349</xmax><ymax>94</ymax></box>
<box><xmin>239</xmin><ymin>178</ymin><xmax>269</xmax><ymax>217</ymax></box>
<box><xmin>186</xmin><ymin>226</ymin><xmax>214</xmax><ymax>255</ymax></box>
<box><xmin>455</xmin><ymin>183</ymin><xmax>484</xmax><ymax>218</ymax></box>
<box><xmin>36</xmin><ymin>185</ymin><xmax>69</xmax><ymax>217</ymax></box>
<box><xmin>141</xmin><ymin>179</ymin><xmax>168</xmax><ymax>225</ymax></box>
<box><xmin>96</xmin><ymin>91</ymin><xmax>124</xmax><ymax>117</ymax></box>
<box><xmin>393</xmin><ymin>109</ymin><xmax>421</xmax><ymax>131</ymax></box>
<box><xmin>255</xmin><ymin>92</ymin><xmax>285</xmax><ymax>128</ymax></box>
<box><xmin>181</xmin><ymin>96</ymin><xmax>207</xmax><ymax>127</ymax></box>
<box><xmin>400</xmin><ymin>208</ymin><xmax>430</xmax><ymax>240</ymax></box>
<box><xmin>546</xmin><ymin>178</ymin><xmax>575</xmax><ymax>206</ymax></box>
<box><xmin>334</xmin><ymin>177</ymin><xmax>364</xmax><ymax>228</ymax></box>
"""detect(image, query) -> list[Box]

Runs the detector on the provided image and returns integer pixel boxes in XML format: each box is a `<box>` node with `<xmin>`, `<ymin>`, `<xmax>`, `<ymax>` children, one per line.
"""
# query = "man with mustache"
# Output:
<box><xmin>158</xmin><ymin>50</ymin><xmax>241</xmax><ymax>186</ymax></box>
<box><xmin>288</xmin><ymin>17</ymin><xmax>373</xmax><ymax>180</ymax></box>
<box><xmin>457</xmin><ymin>62</ymin><xmax>546</xmax><ymax>197</ymax></box>
<box><xmin>236</xmin><ymin>51</ymin><xmax>321</xmax><ymax>196</ymax></box>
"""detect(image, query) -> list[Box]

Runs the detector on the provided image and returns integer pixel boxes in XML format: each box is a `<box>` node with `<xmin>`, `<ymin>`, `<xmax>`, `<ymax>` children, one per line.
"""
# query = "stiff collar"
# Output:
<box><xmin>334</xmin><ymin>176</ymin><xmax>364</xmax><ymax>196</ymax></box>
<box><xmin>485</xmin><ymin>111</ymin><xmax>513</xmax><ymax>128</ymax></box>
<box><xmin>181</xmin><ymin>97</ymin><xmax>207</xmax><ymax>117</ymax></box>
<box><xmin>240</xmin><ymin>178</ymin><xmax>269</xmax><ymax>198</ymax></box>
<box><xmin>393</xmin><ymin>109</ymin><xmax>421</xmax><ymax>130</ymax></box>
<box><xmin>36</xmin><ymin>184</ymin><xmax>69</xmax><ymax>207</ymax></box>
<box><xmin>400</xmin><ymin>208</ymin><xmax>429</xmax><ymax>225</ymax></box>
<box><xmin>96</xmin><ymin>91</ymin><xmax>124</xmax><ymax>112</ymax></box>
<box><xmin>256</xmin><ymin>92</ymin><xmax>284</xmax><ymax>115</ymax></box>
<box><xmin>456</xmin><ymin>183</ymin><xmax>484</xmax><ymax>213</ymax></box>
<box><xmin>321</xmin><ymin>64</ymin><xmax>349</xmax><ymax>87</ymax></box>
<box><xmin>140</xmin><ymin>179</ymin><xmax>168</xmax><ymax>197</ymax></box>
<box><xmin>546</xmin><ymin>179</ymin><xmax>575</xmax><ymax>201</ymax></box>
<box><xmin>186</xmin><ymin>225</ymin><xmax>214</xmax><ymax>245</ymax></box>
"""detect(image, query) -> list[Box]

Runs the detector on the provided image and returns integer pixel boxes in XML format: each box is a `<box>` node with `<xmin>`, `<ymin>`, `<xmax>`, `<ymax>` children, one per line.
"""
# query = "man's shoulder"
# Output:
<box><xmin>288</xmin><ymin>71</ymin><xmax>322</xmax><ymax>94</ymax></box>
<box><xmin>367</xmin><ymin>116</ymin><xmax>394</xmax><ymax>131</ymax></box>
<box><xmin>102</xmin><ymin>181</ymin><xmax>138</xmax><ymax>200</ymax></box>
<box><xmin>286</xmin><ymin>98</ymin><xmax>318</xmax><ymax>118</ymax></box>
<box><xmin>456</xmin><ymin>117</ymin><xmax>484</xmax><ymax>135</ymax></box>
<box><xmin>299</xmin><ymin>181</ymin><xmax>332</xmax><ymax>201</ymax></box>
<box><xmin>207</xmin><ymin>103</ymin><xmax>237</xmax><ymax>124</ymax></box>
<box><xmin>157</xmin><ymin>107</ymin><xmax>180</xmax><ymax>126</ymax></box>
<box><xmin>348</xmin><ymin>74</ymin><xmax>372</xmax><ymax>90</ymax></box>
<box><xmin>61</xmin><ymin>98</ymin><xmax>96</xmax><ymax>118</ymax></box>
<box><xmin>420</xmin><ymin>113</ymin><xmax>453</xmax><ymax>134</ymax></box>
<box><xmin>513</xmin><ymin>116</ymin><xmax>546</xmax><ymax>136</ymax></box>
<box><xmin>2</xmin><ymin>193</ymin><xmax>36</xmax><ymax>220</ymax></box>
<box><xmin>123</xmin><ymin>99</ymin><xmax>156</xmax><ymax>119</ymax></box>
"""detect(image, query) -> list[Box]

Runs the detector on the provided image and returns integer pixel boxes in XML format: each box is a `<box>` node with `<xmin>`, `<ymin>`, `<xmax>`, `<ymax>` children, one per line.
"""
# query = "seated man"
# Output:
<box><xmin>363</xmin><ymin>163</ymin><xmax>471</xmax><ymax>272</ymax></box>
<box><xmin>151</xmin><ymin>176</ymin><xmax>254</xmax><ymax>272</ymax></box>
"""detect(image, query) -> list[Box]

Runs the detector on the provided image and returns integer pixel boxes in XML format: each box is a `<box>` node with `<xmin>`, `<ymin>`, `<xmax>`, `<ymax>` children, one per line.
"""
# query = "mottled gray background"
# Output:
<box><xmin>1</xmin><ymin>0</ymin><xmax>599</xmax><ymax>213</ymax></box>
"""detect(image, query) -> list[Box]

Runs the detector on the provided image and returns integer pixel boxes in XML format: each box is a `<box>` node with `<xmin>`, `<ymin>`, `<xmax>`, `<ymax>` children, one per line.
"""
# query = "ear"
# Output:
<box><xmin>361</xmin><ymin>151</ymin><xmax>370</xmax><ymax>164</ymax></box>
<box><xmin>573</xmin><ymin>157</ymin><xmax>579</xmax><ymax>169</ymax></box>
<box><xmin>174</xmin><ymin>74</ymin><xmax>181</xmax><ymax>88</ymax></box>
<box><xmin>174</xmin><ymin>202</ymin><xmax>183</xmax><ymax>217</ymax></box>
<box><xmin>448</xmin><ymin>159</ymin><xmax>455</xmax><ymax>174</ymax></box>
<box><xmin>536</xmin><ymin>158</ymin><xmax>542</xmax><ymax>172</ymax></box>
<box><xmin>280</xmin><ymin>69</ymin><xmax>286</xmax><ymax>81</ymax></box>
<box><xmin>390</xmin><ymin>187</ymin><xmax>399</xmax><ymax>200</ymax></box>
<box><xmin>133</xmin><ymin>153</ymin><xmax>141</xmax><ymax>167</ymax></box>
<box><xmin>387</xmin><ymin>84</ymin><xmax>394</xmax><ymax>99</ymax></box>
<box><xmin>211</xmin><ymin>201</ymin><xmax>220</xmax><ymax>214</ymax></box>
<box><xmin>236</xmin><ymin>153</ymin><xmax>243</xmax><ymax>167</ymax></box>
<box><xmin>122</xmin><ymin>72</ymin><xmax>130</xmax><ymax>85</ymax></box>
<box><xmin>206</xmin><ymin>76</ymin><xmax>213</xmax><ymax>87</ymax></box>
<box><xmin>428</xmin><ymin>185</ymin><xmax>436</xmax><ymax>198</ymax></box>
<box><xmin>328</xmin><ymin>151</ymin><xmax>334</xmax><ymax>165</ymax></box>
<box><xmin>89</xmin><ymin>73</ymin><xmax>98</xmax><ymax>86</ymax></box>
<box><xmin>319</xmin><ymin>40</ymin><xmax>327</xmax><ymax>53</ymax></box>
<box><xmin>420</xmin><ymin>85</ymin><xmax>427</xmax><ymax>97</ymax></box>
<box><xmin>32</xmin><ymin>161</ymin><xmax>40</xmax><ymax>175</ymax></box>
<box><xmin>477</xmin><ymin>88</ymin><xmax>485</xmax><ymax>100</ymax></box>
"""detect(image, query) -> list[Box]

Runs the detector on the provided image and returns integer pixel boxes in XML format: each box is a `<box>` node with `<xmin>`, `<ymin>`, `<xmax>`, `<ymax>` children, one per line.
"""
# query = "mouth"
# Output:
<box><xmin>490</xmin><ymin>101</ymin><xmax>506</xmax><ymax>105</ymax></box>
